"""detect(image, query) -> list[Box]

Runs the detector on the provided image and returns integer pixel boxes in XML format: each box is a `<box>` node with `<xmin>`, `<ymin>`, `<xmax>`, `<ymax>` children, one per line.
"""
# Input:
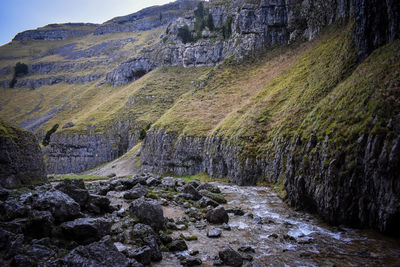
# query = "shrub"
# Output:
<box><xmin>43</xmin><ymin>124</ymin><xmax>59</xmax><ymax>146</ymax></box>
<box><xmin>15</xmin><ymin>62</ymin><xmax>28</xmax><ymax>77</ymax></box>
<box><xmin>178</xmin><ymin>25</ymin><xmax>194</xmax><ymax>44</ymax></box>
<box><xmin>222</xmin><ymin>16</ymin><xmax>233</xmax><ymax>39</ymax></box>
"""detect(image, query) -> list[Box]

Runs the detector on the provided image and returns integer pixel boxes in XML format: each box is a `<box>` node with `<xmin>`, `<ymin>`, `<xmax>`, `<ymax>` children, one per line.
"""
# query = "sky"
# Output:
<box><xmin>0</xmin><ymin>0</ymin><xmax>173</xmax><ymax>45</ymax></box>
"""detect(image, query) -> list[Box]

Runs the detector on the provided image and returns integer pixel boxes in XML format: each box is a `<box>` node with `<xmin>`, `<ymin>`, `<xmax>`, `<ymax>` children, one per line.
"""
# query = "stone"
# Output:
<box><xmin>87</xmin><ymin>194</ymin><xmax>111</xmax><ymax>214</ymax></box>
<box><xmin>198</xmin><ymin>190</ymin><xmax>227</xmax><ymax>204</ymax></box>
<box><xmin>23</xmin><ymin>210</ymin><xmax>54</xmax><ymax>238</ymax></box>
<box><xmin>188</xmin><ymin>179</ymin><xmax>201</xmax><ymax>188</ymax></box>
<box><xmin>206</xmin><ymin>206</ymin><xmax>229</xmax><ymax>224</ymax></box>
<box><xmin>161</xmin><ymin>177</ymin><xmax>177</xmax><ymax>189</ymax></box>
<box><xmin>219</xmin><ymin>247</ymin><xmax>243</xmax><ymax>267</ymax></box>
<box><xmin>126</xmin><ymin>246</ymin><xmax>152</xmax><ymax>265</ymax></box>
<box><xmin>207</xmin><ymin>227</ymin><xmax>222</xmax><ymax>238</ymax></box>
<box><xmin>55</xmin><ymin>179</ymin><xmax>89</xmax><ymax>207</ymax></box>
<box><xmin>32</xmin><ymin>190</ymin><xmax>81</xmax><ymax>223</ymax></box>
<box><xmin>57</xmin><ymin>236</ymin><xmax>135</xmax><ymax>267</ymax></box>
<box><xmin>131</xmin><ymin>223</ymin><xmax>162</xmax><ymax>261</ymax></box>
<box><xmin>60</xmin><ymin>217</ymin><xmax>112</xmax><ymax>244</ymax></box>
<box><xmin>197</xmin><ymin>183</ymin><xmax>221</xmax><ymax>194</ymax></box>
<box><xmin>182</xmin><ymin>184</ymin><xmax>202</xmax><ymax>201</ymax></box>
<box><xmin>226</xmin><ymin>208</ymin><xmax>245</xmax><ymax>216</ymax></box>
<box><xmin>167</xmin><ymin>239</ymin><xmax>188</xmax><ymax>252</ymax></box>
<box><xmin>238</xmin><ymin>246</ymin><xmax>255</xmax><ymax>253</ymax></box>
<box><xmin>198</xmin><ymin>197</ymin><xmax>219</xmax><ymax>208</ymax></box>
<box><xmin>11</xmin><ymin>255</ymin><xmax>36</xmax><ymax>267</ymax></box>
<box><xmin>146</xmin><ymin>177</ymin><xmax>160</xmax><ymax>186</ymax></box>
<box><xmin>0</xmin><ymin>119</ymin><xmax>47</xmax><ymax>189</ymax></box>
<box><xmin>123</xmin><ymin>184</ymin><xmax>148</xmax><ymax>200</ymax></box>
<box><xmin>129</xmin><ymin>198</ymin><xmax>165</xmax><ymax>230</ymax></box>
<box><xmin>181</xmin><ymin>255</ymin><xmax>202</xmax><ymax>266</ymax></box>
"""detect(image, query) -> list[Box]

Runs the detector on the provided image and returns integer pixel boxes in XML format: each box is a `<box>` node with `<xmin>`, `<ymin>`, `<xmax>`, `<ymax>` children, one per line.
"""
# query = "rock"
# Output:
<box><xmin>57</xmin><ymin>236</ymin><xmax>136</xmax><ymax>267</ymax></box>
<box><xmin>181</xmin><ymin>255</ymin><xmax>202</xmax><ymax>266</ymax></box>
<box><xmin>207</xmin><ymin>227</ymin><xmax>222</xmax><ymax>238</ymax></box>
<box><xmin>60</xmin><ymin>217</ymin><xmax>112</xmax><ymax>244</ymax></box>
<box><xmin>167</xmin><ymin>239</ymin><xmax>188</xmax><ymax>252</ymax></box>
<box><xmin>32</xmin><ymin>190</ymin><xmax>81</xmax><ymax>223</ymax></box>
<box><xmin>124</xmin><ymin>184</ymin><xmax>148</xmax><ymax>200</ymax></box>
<box><xmin>198</xmin><ymin>197</ymin><xmax>219</xmax><ymax>208</ymax></box>
<box><xmin>238</xmin><ymin>246</ymin><xmax>255</xmax><ymax>253</ymax></box>
<box><xmin>87</xmin><ymin>194</ymin><xmax>111</xmax><ymax>214</ymax></box>
<box><xmin>146</xmin><ymin>177</ymin><xmax>160</xmax><ymax>186</ymax></box>
<box><xmin>226</xmin><ymin>208</ymin><xmax>245</xmax><ymax>216</ymax></box>
<box><xmin>131</xmin><ymin>223</ymin><xmax>162</xmax><ymax>261</ymax></box>
<box><xmin>126</xmin><ymin>246</ymin><xmax>152</xmax><ymax>265</ymax></box>
<box><xmin>180</xmin><ymin>232</ymin><xmax>198</xmax><ymax>241</ymax></box>
<box><xmin>23</xmin><ymin>210</ymin><xmax>54</xmax><ymax>238</ymax></box>
<box><xmin>161</xmin><ymin>177</ymin><xmax>177</xmax><ymax>189</ymax></box>
<box><xmin>0</xmin><ymin>199</ymin><xmax>30</xmax><ymax>221</ymax></box>
<box><xmin>24</xmin><ymin>244</ymin><xmax>57</xmax><ymax>263</ymax></box>
<box><xmin>11</xmin><ymin>254</ymin><xmax>36</xmax><ymax>267</ymax></box>
<box><xmin>182</xmin><ymin>184</ymin><xmax>202</xmax><ymax>201</ymax></box>
<box><xmin>55</xmin><ymin>179</ymin><xmax>89</xmax><ymax>207</ymax></box>
<box><xmin>219</xmin><ymin>247</ymin><xmax>243</xmax><ymax>267</ymax></box>
<box><xmin>199</xmin><ymin>190</ymin><xmax>227</xmax><ymax>204</ymax></box>
<box><xmin>0</xmin><ymin>187</ymin><xmax>9</xmax><ymax>201</ymax></box>
<box><xmin>206</xmin><ymin>206</ymin><xmax>229</xmax><ymax>224</ymax></box>
<box><xmin>0</xmin><ymin>119</ymin><xmax>47</xmax><ymax>189</ymax></box>
<box><xmin>188</xmin><ymin>179</ymin><xmax>201</xmax><ymax>188</ymax></box>
<box><xmin>197</xmin><ymin>183</ymin><xmax>221</xmax><ymax>194</ymax></box>
<box><xmin>62</xmin><ymin>122</ymin><xmax>75</xmax><ymax>129</ymax></box>
<box><xmin>159</xmin><ymin>233</ymin><xmax>173</xmax><ymax>245</ymax></box>
<box><xmin>129</xmin><ymin>198</ymin><xmax>165</xmax><ymax>230</ymax></box>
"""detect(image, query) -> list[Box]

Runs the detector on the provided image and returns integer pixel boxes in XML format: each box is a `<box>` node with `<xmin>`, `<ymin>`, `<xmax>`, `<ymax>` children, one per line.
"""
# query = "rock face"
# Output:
<box><xmin>0</xmin><ymin>119</ymin><xmax>47</xmax><ymax>188</ymax></box>
<box><xmin>13</xmin><ymin>23</ymin><xmax>97</xmax><ymax>41</ymax></box>
<box><xmin>106</xmin><ymin>0</ymin><xmax>399</xmax><ymax>86</ymax></box>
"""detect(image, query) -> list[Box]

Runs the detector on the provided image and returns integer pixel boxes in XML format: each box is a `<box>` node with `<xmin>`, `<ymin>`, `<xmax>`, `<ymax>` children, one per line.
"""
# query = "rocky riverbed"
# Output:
<box><xmin>1</xmin><ymin>174</ymin><xmax>399</xmax><ymax>266</ymax></box>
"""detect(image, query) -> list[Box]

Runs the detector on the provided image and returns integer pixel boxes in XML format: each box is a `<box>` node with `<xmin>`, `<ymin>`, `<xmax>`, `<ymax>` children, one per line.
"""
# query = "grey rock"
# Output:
<box><xmin>123</xmin><ymin>184</ymin><xmax>148</xmax><ymax>200</ymax></box>
<box><xmin>198</xmin><ymin>196</ymin><xmax>219</xmax><ymax>208</ymax></box>
<box><xmin>180</xmin><ymin>255</ymin><xmax>202</xmax><ymax>266</ymax></box>
<box><xmin>131</xmin><ymin>223</ymin><xmax>162</xmax><ymax>261</ymax></box>
<box><xmin>60</xmin><ymin>217</ymin><xmax>112</xmax><ymax>244</ymax></box>
<box><xmin>126</xmin><ymin>246</ymin><xmax>152</xmax><ymax>265</ymax></box>
<box><xmin>55</xmin><ymin>179</ymin><xmax>89</xmax><ymax>207</ymax></box>
<box><xmin>197</xmin><ymin>183</ymin><xmax>221</xmax><ymax>193</ymax></box>
<box><xmin>206</xmin><ymin>206</ymin><xmax>229</xmax><ymax>224</ymax></box>
<box><xmin>207</xmin><ymin>227</ymin><xmax>222</xmax><ymax>238</ymax></box>
<box><xmin>182</xmin><ymin>184</ymin><xmax>202</xmax><ymax>201</ymax></box>
<box><xmin>167</xmin><ymin>239</ymin><xmax>188</xmax><ymax>252</ymax></box>
<box><xmin>0</xmin><ymin>119</ymin><xmax>47</xmax><ymax>189</ymax></box>
<box><xmin>219</xmin><ymin>247</ymin><xmax>243</xmax><ymax>267</ymax></box>
<box><xmin>57</xmin><ymin>236</ymin><xmax>135</xmax><ymax>267</ymax></box>
<box><xmin>129</xmin><ymin>198</ymin><xmax>165</xmax><ymax>230</ymax></box>
<box><xmin>32</xmin><ymin>190</ymin><xmax>81</xmax><ymax>223</ymax></box>
<box><xmin>87</xmin><ymin>194</ymin><xmax>111</xmax><ymax>214</ymax></box>
<box><xmin>199</xmin><ymin>190</ymin><xmax>227</xmax><ymax>204</ymax></box>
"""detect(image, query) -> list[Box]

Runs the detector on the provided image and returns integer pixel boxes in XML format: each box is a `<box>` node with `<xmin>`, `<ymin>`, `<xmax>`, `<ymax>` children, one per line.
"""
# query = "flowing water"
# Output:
<box><xmin>156</xmin><ymin>183</ymin><xmax>400</xmax><ymax>266</ymax></box>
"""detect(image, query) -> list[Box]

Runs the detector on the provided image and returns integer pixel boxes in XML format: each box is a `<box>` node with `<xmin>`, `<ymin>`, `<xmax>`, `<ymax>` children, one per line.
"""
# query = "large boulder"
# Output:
<box><xmin>0</xmin><ymin>119</ymin><xmax>47</xmax><ymax>189</ymax></box>
<box><xmin>129</xmin><ymin>198</ymin><xmax>165</xmax><ymax>230</ymax></box>
<box><xmin>60</xmin><ymin>217</ymin><xmax>112</xmax><ymax>244</ymax></box>
<box><xmin>57</xmin><ymin>236</ymin><xmax>141</xmax><ymax>267</ymax></box>
<box><xmin>123</xmin><ymin>184</ymin><xmax>148</xmax><ymax>200</ymax></box>
<box><xmin>131</xmin><ymin>223</ymin><xmax>162</xmax><ymax>262</ymax></box>
<box><xmin>31</xmin><ymin>190</ymin><xmax>81</xmax><ymax>223</ymax></box>
<box><xmin>219</xmin><ymin>247</ymin><xmax>243</xmax><ymax>267</ymax></box>
<box><xmin>55</xmin><ymin>179</ymin><xmax>89</xmax><ymax>207</ymax></box>
<box><xmin>206</xmin><ymin>206</ymin><xmax>229</xmax><ymax>224</ymax></box>
<box><xmin>182</xmin><ymin>184</ymin><xmax>202</xmax><ymax>201</ymax></box>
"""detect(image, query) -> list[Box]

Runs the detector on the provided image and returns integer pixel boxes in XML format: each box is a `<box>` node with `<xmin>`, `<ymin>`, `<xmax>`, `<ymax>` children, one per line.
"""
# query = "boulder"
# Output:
<box><xmin>167</xmin><ymin>239</ymin><xmax>188</xmax><ymax>252</ymax></box>
<box><xmin>219</xmin><ymin>247</ymin><xmax>243</xmax><ymax>267</ymax></box>
<box><xmin>199</xmin><ymin>190</ymin><xmax>226</xmax><ymax>204</ymax></box>
<box><xmin>32</xmin><ymin>190</ymin><xmax>81</xmax><ymax>223</ymax></box>
<box><xmin>123</xmin><ymin>184</ymin><xmax>148</xmax><ymax>200</ymax></box>
<box><xmin>57</xmin><ymin>236</ymin><xmax>140</xmax><ymax>267</ymax></box>
<box><xmin>198</xmin><ymin>197</ymin><xmax>219</xmax><ymax>208</ymax></box>
<box><xmin>161</xmin><ymin>177</ymin><xmax>177</xmax><ymax>189</ymax></box>
<box><xmin>197</xmin><ymin>183</ymin><xmax>221</xmax><ymax>193</ymax></box>
<box><xmin>131</xmin><ymin>223</ymin><xmax>162</xmax><ymax>261</ymax></box>
<box><xmin>60</xmin><ymin>217</ymin><xmax>112</xmax><ymax>244</ymax></box>
<box><xmin>181</xmin><ymin>255</ymin><xmax>202</xmax><ymax>266</ymax></box>
<box><xmin>55</xmin><ymin>179</ymin><xmax>89</xmax><ymax>207</ymax></box>
<box><xmin>207</xmin><ymin>227</ymin><xmax>222</xmax><ymax>238</ymax></box>
<box><xmin>23</xmin><ymin>210</ymin><xmax>54</xmax><ymax>238</ymax></box>
<box><xmin>206</xmin><ymin>206</ymin><xmax>229</xmax><ymax>224</ymax></box>
<box><xmin>0</xmin><ymin>119</ymin><xmax>47</xmax><ymax>189</ymax></box>
<box><xmin>182</xmin><ymin>184</ymin><xmax>202</xmax><ymax>201</ymax></box>
<box><xmin>129</xmin><ymin>198</ymin><xmax>164</xmax><ymax>230</ymax></box>
<box><xmin>126</xmin><ymin>246</ymin><xmax>152</xmax><ymax>265</ymax></box>
<box><xmin>87</xmin><ymin>194</ymin><xmax>111</xmax><ymax>214</ymax></box>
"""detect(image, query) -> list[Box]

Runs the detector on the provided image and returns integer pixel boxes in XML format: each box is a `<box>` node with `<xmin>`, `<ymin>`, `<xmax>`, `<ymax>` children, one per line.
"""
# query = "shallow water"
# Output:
<box><xmin>156</xmin><ymin>183</ymin><xmax>400</xmax><ymax>266</ymax></box>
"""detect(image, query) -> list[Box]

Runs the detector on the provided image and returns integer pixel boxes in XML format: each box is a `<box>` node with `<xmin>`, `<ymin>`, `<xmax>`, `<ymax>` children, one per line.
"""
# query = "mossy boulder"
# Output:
<box><xmin>0</xmin><ymin>118</ymin><xmax>47</xmax><ymax>188</ymax></box>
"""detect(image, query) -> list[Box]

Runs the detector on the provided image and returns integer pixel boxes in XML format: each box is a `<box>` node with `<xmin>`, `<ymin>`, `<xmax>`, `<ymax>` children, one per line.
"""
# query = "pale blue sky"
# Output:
<box><xmin>0</xmin><ymin>0</ymin><xmax>173</xmax><ymax>45</ymax></box>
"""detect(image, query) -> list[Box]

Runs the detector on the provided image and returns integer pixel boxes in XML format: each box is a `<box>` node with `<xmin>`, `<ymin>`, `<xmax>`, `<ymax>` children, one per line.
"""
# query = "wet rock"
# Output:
<box><xmin>219</xmin><ymin>247</ymin><xmax>243</xmax><ymax>267</ymax></box>
<box><xmin>198</xmin><ymin>196</ymin><xmax>219</xmax><ymax>208</ymax></box>
<box><xmin>31</xmin><ymin>190</ymin><xmax>81</xmax><ymax>223</ymax></box>
<box><xmin>197</xmin><ymin>183</ymin><xmax>221</xmax><ymax>194</ymax></box>
<box><xmin>57</xmin><ymin>236</ymin><xmax>136</xmax><ymax>267</ymax></box>
<box><xmin>131</xmin><ymin>223</ymin><xmax>162</xmax><ymax>261</ymax></box>
<box><xmin>124</xmin><ymin>184</ymin><xmax>148</xmax><ymax>200</ymax></box>
<box><xmin>55</xmin><ymin>179</ymin><xmax>89</xmax><ymax>207</ymax></box>
<box><xmin>199</xmin><ymin>190</ymin><xmax>227</xmax><ymax>204</ymax></box>
<box><xmin>167</xmin><ymin>239</ymin><xmax>187</xmax><ymax>252</ymax></box>
<box><xmin>182</xmin><ymin>184</ymin><xmax>202</xmax><ymax>201</ymax></box>
<box><xmin>60</xmin><ymin>217</ymin><xmax>112</xmax><ymax>244</ymax></box>
<box><xmin>227</xmin><ymin>208</ymin><xmax>245</xmax><ymax>216</ymax></box>
<box><xmin>206</xmin><ymin>206</ymin><xmax>229</xmax><ymax>224</ymax></box>
<box><xmin>126</xmin><ymin>246</ymin><xmax>152</xmax><ymax>265</ymax></box>
<box><xmin>129</xmin><ymin>198</ymin><xmax>165</xmax><ymax>230</ymax></box>
<box><xmin>180</xmin><ymin>255</ymin><xmax>202</xmax><ymax>266</ymax></box>
<box><xmin>207</xmin><ymin>227</ymin><xmax>222</xmax><ymax>238</ymax></box>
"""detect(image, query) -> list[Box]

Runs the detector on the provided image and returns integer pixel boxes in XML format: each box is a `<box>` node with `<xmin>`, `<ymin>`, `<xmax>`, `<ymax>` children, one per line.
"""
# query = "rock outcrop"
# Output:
<box><xmin>13</xmin><ymin>23</ymin><xmax>97</xmax><ymax>41</ymax></box>
<box><xmin>0</xmin><ymin>119</ymin><xmax>47</xmax><ymax>188</ymax></box>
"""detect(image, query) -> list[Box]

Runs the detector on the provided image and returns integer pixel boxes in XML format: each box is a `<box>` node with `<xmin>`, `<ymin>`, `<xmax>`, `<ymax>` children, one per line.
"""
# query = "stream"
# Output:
<box><xmin>156</xmin><ymin>183</ymin><xmax>400</xmax><ymax>266</ymax></box>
